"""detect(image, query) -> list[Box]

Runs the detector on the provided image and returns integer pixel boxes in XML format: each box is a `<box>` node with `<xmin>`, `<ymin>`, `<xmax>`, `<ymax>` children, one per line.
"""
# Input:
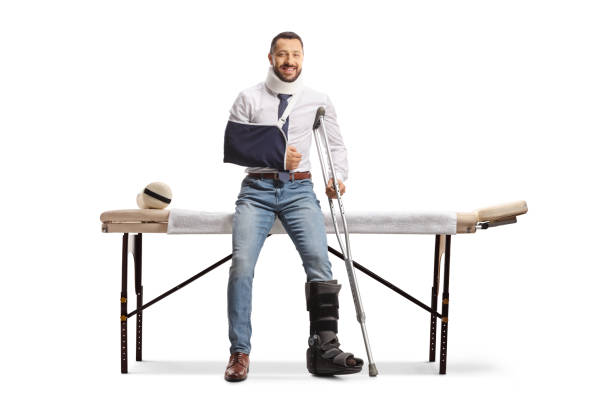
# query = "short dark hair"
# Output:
<box><xmin>269</xmin><ymin>31</ymin><xmax>303</xmax><ymax>54</ymax></box>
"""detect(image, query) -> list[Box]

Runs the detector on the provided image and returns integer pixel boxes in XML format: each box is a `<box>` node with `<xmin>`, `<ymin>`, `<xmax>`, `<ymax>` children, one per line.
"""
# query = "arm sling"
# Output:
<box><xmin>223</xmin><ymin>91</ymin><xmax>302</xmax><ymax>170</ymax></box>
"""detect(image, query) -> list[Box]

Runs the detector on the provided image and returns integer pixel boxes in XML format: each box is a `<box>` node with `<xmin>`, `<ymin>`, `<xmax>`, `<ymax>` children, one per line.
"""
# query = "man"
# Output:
<box><xmin>222</xmin><ymin>31</ymin><xmax>363</xmax><ymax>382</ymax></box>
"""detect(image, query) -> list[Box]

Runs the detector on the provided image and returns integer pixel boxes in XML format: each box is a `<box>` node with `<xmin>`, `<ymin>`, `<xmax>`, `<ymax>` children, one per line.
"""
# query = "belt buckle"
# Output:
<box><xmin>278</xmin><ymin>172</ymin><xmax>290</xmax><ymax>183</ymax></box>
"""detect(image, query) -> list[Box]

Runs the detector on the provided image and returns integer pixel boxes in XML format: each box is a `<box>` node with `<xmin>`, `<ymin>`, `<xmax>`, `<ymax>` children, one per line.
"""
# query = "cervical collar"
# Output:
<box><xmin>265</xmin><ymin>66</ymin><xmax>304</xmax><ymax>95</ymax></box>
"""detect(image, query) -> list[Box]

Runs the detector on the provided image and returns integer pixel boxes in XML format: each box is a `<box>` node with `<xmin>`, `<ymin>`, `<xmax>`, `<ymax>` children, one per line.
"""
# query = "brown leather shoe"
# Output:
<box><xmin>224</xmin><ymin>352</ymin><xmax>250</xmax><ymax>382</ymax></box>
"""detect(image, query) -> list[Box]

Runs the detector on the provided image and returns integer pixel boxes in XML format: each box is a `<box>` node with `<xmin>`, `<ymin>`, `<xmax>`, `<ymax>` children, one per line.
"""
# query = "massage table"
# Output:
<box><xmin>100</xmin><ymin>200</ymin><xmax>527</xmax><ymax>375</ymax></box>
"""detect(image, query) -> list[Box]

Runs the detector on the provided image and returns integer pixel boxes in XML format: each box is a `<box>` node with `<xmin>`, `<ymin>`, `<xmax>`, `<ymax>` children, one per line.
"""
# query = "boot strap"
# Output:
<box><xmin>310</xmin><ymin>319</ymin><xmax>338</xmax><ymax>334</ymax></box>
<box><xmin>332</xmin><ymin>352</ymin><xmax>355</xmax><ymax>367</ymax></box>
<box><xmin>308</xmin><ymin>283</ymin><xmax>340</xmax><ymax>297</ymax></box>
<box><xmin>306</xmin><ymin>293</ymin><xmax>339</xmax><ymax>310</ymax></box>
<box><xmin>309</xmin><ymin>306</ymin><xmax>339</xmax><ymax>320</ymax></box>
<box><xmin>317</xmin><ymin>341</ymin><xmax>355</xmax><ymax>367</ymax></box>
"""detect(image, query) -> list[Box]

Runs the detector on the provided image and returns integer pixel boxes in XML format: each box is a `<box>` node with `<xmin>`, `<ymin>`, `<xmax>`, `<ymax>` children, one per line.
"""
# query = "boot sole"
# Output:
<box><xmin>307</xmin><ymin>348</ymin><xmax>363</xmax><ymax>376</ymax></box>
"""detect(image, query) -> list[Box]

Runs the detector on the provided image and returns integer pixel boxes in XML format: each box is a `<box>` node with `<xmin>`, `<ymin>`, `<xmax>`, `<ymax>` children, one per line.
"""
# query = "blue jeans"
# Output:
<box><xmin>227</xmin><ymin>175</ymin><xmax>333</xmax><ymax>354</ymax></box>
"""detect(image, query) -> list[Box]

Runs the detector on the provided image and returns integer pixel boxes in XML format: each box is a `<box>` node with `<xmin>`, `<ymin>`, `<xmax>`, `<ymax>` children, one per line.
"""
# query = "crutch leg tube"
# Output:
<box><xmin>312</xmin><ymin>107</ymin><xmax>378</xmax><ymax>377</ymax></box>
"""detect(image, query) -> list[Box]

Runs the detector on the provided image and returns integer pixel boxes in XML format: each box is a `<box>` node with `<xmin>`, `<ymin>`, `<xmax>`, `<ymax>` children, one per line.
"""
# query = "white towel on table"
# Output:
<box><xmin>168</xmin><ymin>209</ymin><xmax>457</xmax><ymax>235</ymax></box>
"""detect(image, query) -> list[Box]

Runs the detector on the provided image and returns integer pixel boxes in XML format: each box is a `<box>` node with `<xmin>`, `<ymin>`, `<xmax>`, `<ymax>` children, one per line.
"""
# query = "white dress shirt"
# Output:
<box><xmin>228</xmin><ymin>81</ymin><xmax>349</xmax><ymax>182</ymax></box>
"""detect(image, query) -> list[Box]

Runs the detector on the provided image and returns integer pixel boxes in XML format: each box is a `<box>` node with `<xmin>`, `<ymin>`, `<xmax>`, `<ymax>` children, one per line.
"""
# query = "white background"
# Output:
<box><xmin>1</xmin><ymin>0</ymin><xmax>610</xmax><ymax>406</ymax></box>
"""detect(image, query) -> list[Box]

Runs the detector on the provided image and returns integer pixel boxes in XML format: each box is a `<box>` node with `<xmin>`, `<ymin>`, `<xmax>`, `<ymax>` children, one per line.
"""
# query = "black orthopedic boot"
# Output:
<box><xmin>305</xmin><ymin>280</ymin><xmax>363</xmax><ymax>375</ymax></box>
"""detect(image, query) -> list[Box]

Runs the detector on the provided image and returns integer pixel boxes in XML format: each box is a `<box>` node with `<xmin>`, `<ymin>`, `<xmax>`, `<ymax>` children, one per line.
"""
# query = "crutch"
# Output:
<box><xmin>312</xmin><ymin>107</ymin><xmax>378</xmax><ymax>377</ymax></box>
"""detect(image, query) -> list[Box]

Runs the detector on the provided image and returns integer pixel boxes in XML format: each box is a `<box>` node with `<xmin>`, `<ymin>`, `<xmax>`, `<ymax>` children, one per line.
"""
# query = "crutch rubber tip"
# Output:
<box><xmin>368</xmin><ymin>363</ymin><xmax>378</xmax><ymax>377</ymax></box>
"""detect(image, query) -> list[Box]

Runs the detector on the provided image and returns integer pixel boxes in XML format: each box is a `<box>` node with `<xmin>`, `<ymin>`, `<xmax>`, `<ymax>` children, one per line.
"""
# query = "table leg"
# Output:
<box><xmin>134</xmin><ymin>233</ymin><xmax>143</xmax><ymax>362</ymax></box>
<box><xmin>440</xmin><ymin>235</ymin><xmax>451</xmax><ymax>374</ymax></box>
<box><xmin>429</xmin><ymin>235</ymin><xmax>442</xmax><ymax>362</ymax></box>
<box><xmin>120</xmin><ymin>233</ymin><xmax>128</xmax><ymax>373</ymax></box>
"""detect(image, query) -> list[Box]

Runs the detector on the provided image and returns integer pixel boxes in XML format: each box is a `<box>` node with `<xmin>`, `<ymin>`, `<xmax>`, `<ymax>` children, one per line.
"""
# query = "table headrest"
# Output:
<box><xmin>475</xmin><ymin>201</ymin><xmax>528</xmax><ymax>222</ymax></box>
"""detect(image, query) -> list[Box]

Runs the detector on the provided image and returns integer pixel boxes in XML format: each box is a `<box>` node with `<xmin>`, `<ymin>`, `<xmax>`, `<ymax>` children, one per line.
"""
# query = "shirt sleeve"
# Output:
<box><xmin>224</xmin><ymin>89</ymin><xmax>287</xmax><ymax>170</ymax></box>
<box><xmin>229</xmin><ymin>91</ymin><xmax>252</xmax><ymax>123</ymax></box>
<box><xmin>323</xmin><ymin>95</ymin><xmax>349</xmax><ymax>182</ymax></box>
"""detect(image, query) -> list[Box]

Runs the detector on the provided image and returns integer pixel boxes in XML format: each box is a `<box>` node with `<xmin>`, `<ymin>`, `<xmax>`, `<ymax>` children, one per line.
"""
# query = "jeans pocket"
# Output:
<box><xmin>238</xmin><ymin>178</ymin><xmax>254</xmax><ymax>198</ymax></box>
<box><xmin>289</xmin><ymin>178</ymin><xmax>312</xmax><ymax>189</ymax></box>
<box><xmin>243</xmin><ymin>177</ymin><xmax>259</xmax><ymax>188</ymax></box>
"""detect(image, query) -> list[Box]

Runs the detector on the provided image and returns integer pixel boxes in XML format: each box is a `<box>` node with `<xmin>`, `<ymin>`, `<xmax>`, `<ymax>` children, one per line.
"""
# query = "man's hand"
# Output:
<box><xmin>285</xmin><ymin>145</ymin><xmax>302</xmax><ymax>170</ymax></box>
<box><xmin>325</xmin><ymin>178</ymin><xmax>346</xmax><ymax>199</ymax></box>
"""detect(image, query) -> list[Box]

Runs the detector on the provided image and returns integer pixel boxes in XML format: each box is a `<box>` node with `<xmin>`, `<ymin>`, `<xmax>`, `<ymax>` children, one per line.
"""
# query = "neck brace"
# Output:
<box><xmin>265</xmin><ymin>66</ymin><xmax>304</xmax><ymax>95</ymax></box>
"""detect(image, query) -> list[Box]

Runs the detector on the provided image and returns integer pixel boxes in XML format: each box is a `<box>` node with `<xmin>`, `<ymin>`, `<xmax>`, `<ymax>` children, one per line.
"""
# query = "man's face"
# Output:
<box><xmin>268</xmin><ymin>38</ymin><xmax>303</xmax><ymax>83</ymax></box>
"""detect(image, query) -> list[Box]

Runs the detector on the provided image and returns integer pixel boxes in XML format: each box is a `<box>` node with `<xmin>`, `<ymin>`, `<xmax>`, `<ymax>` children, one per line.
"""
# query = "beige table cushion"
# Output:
<box><xmin>100</xmin><ymin>209</ymin><xmax>170</xmax><ymax>223</ymax></box>
<box><xmin>100</xmin><ymin>201</ymin><xmax>527</xmax><ymax>235</ymax></box>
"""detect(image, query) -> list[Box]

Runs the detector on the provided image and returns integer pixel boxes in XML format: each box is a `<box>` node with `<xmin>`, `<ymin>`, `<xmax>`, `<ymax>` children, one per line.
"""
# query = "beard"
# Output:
<box><xmin>273</xmin><ymin>63</ymin><xmax>302</xmax><ymax>83</ymax></box>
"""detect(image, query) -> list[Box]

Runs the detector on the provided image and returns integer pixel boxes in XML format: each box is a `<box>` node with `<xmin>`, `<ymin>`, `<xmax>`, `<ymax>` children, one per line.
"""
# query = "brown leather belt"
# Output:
<box><xmin>248</xmin><ymin>171</ymin><xmax>311</xmax><ymax>181</ymax></box>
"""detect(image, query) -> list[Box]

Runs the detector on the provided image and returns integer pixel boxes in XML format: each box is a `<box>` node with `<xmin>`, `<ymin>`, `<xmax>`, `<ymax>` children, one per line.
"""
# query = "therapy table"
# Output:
<box><xmin>100</xmin><ymin>200</ymin><xmax>527</xmax><ymax>374</ymax></box>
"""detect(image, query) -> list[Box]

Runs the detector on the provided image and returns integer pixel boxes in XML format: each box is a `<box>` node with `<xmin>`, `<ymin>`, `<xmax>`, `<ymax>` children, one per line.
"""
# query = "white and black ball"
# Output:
<box><xmin>137</xmin><ymin>181</ymin><xmax>172</xmax><ymax>209</ymax></box>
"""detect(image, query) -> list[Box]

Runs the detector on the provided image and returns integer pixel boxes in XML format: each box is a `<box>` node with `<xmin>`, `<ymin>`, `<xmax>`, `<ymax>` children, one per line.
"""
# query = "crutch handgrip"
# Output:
<box><xmin>312</xmin><ymin>107</ymin><xmax>326</xmax><ymax>130</ymax></box>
